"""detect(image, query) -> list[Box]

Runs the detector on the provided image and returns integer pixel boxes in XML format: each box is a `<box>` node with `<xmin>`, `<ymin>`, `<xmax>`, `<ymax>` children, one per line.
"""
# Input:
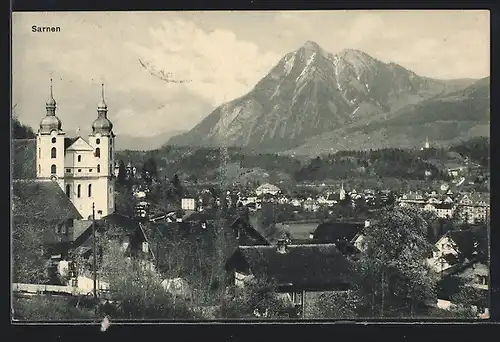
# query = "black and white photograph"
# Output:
<box><xmin>11</xmin><ymin>10</ymin><xmax>490</xmax><ymax>321</ymax></box>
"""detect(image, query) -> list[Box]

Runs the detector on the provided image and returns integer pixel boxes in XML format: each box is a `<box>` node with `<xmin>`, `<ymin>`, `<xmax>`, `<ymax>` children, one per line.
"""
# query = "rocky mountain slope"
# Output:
<box><xmin>289</xmin><ymin>76</ymin><xmax>490</xmax><ymax>156</ymax></box>
<box><xmin>168</xmin><ymin>41</ymin><xmax>486</xmax><ymax>153</ymax></box>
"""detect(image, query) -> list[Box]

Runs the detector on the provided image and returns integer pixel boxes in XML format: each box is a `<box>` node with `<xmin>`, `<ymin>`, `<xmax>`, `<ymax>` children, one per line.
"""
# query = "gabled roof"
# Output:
<box><xmin>247</xmin><ymin>213</ymin><xmax>291</xmax><ymax>245</ymax></box>
<box><xmin>12</xmin><ymin>139</ymin><xmax>36</xmax><ymax>179</ymax></box>
<box><xmin>64</xmin><ymin>137</ymin><xmax>79</xmax><ymax>150</ymax></box>
<box><xmin>442</xmin><ymin>229</ymin><xmax>483</xmax><ymax>260</ymax></box>
<box><xmin>73</xmin><ymin>220</ymin><xmax>93</xmax><ymax>241</ymax></box>
<box><xmin>313</xmin><ymin>221</ymin><xmax>364</xmax><ymax>243</ymax></box>
<box><xmin>12</xmin><ymin>180</ymin><xmax>83</xmax><ymax>223</ymax></box>
<box><xmin>230</xmin><ymin>244</ymin><xmax>353</xmax><ymax>289</ymax></box>
<box><xmin>65</xmin><ymin>136</ymin><xmax>93</xmax><ymax>151</ymax></box>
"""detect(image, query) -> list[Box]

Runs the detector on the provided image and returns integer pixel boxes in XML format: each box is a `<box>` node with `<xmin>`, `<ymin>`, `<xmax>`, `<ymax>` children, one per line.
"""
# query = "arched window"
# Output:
<box><xmin>88</xmin><ymin>184</ymin><xmax>92</xmax><ymax>197</ymax></box>
<box><xmin>51</xmin><ymin>137</ymin><xmax>56</xmax><ymax>143</ymax></box>
<box><xmin>110</xmin><ymin>164</ymin><xmax>112</xmax><ymax>173</ymax></box>
<box><xmin>109</xmin><ymin>147</ymin><xmax>113</xmax><ymax>155</ymax></box>
<box><xmin>96</xmin><ymin>138</ymin><xmax>100</xmax><ymax>145</ymax></box>
<box><xmin>38</xmin><ymin>164</ymin><xmax>41</xmax><ymax>174</ymax></box>
<box><xmin>95</xmin><ymin>148</ymin><xmax>101</xmax><ymax>158</ymax></box>
<box><xmin>51</xmin><ymin>147</ymin><xmax>56</xmax><ymax>159</ymax></box>
<box><xmin>97</xmin><ymin>164</ymin><xmax>100</xmax><ymax>173</ymax></box>
<box><xmin>51</xmin><ymin>164</ymin><xmax>56</xmax><ymax>174</ymax></box>
<box><xmin>66</xmin><ymin>184</ymin><xmax>71</xmax><ymax>197</ymax></box>
<box><xmin>78</xmin><ymin>155</ymin><xmax>82</xmax><ymax>162</ymax></box>
<box><xmin>77</xmin><ymin>184</ymin><xmax>81</xmax><ymax>198</ymax></box>
<box><xmin>38</xmin><ymin>148</ymin><xmax>41</xmax><ymax>158</ymax></box>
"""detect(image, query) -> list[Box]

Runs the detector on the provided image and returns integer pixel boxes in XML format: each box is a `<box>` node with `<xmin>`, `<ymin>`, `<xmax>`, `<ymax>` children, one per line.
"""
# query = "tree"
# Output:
<box><xmin>96</xmin><ymin>237</ymin><xmax>200</xmax><ymax>319</ymax></box>
<box><xmin>355</xmin><ymin>206</ymin><xmax>437</xmax><ymax>317</ymax></box>
<box><xmin>220</xmin><ymin>277</ymin><xmax>294</xmax><ymax>319</ymax></box>
<box><xmin>114</xmin><ymin>184</ymin><xmax>136</xmax><ymax>217</ymax></box>
<box><xmin>12</xmin><ymin>196</ymin><xmax>54</xmax><ymax>284</ymax></box>
<box><xmin>307</xmin><ymin>290</ymin><xmax>363</xmax><ymax>318</ymax></box>
<box><xmin>117</xmin><ymin>160</ymin><xmax>128</xmax><ymax>186</ymax></box>
<box><xmin>142</xmin><ymin>157</ymin><xmax>158</xmax><ymax>184</ymax></box>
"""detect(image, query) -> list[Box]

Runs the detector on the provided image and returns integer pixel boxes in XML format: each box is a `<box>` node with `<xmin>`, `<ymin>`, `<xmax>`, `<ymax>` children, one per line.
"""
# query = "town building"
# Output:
<box><xmin>255</xmin><ymin>183</ymin><xmax>280</xmax><ymax>197</ymax></box>
<box><xmin>35</xmin><ymin>79</ymin><xmax>115</xmax><ymax>219</ymax></box>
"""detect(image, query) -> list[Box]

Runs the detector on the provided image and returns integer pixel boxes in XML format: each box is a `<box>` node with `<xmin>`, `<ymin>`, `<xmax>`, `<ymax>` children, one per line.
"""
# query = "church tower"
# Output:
<box><xmin>36</xmin><ymin>78</ymin><xmax>66</xmax><ymax>190</ymax></box>
<box><xmin>87</xmin><ymin>83</ymin><xmax>115</xmax><ymax>218</ymax></box>
<box><xmin>339</xmin><ymin>182</ymin><xmax>346</xmax><ymax>201</ymax></box>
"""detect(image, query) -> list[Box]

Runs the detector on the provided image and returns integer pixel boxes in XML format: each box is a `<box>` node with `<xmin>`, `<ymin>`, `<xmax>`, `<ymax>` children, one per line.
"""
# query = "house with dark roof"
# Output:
<box><xmin>225</xmin><ymin>241</ymin><xmax>354</xmax><ymax>314</ymax></box>
<box><xmin>12</xmin><ymin>180</ymin><xmax>83</xmax><ymax>257</ymax></box>
<box><xmin>427</xmin><ymin>229</ymin><xmax>486</xmax><ymax>273</ymax></box>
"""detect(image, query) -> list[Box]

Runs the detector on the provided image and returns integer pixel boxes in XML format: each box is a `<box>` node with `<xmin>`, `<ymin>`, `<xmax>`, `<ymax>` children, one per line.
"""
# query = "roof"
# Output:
<box><xmin>435</xmin><ymin>203</ymin><xmax>454</xmax><ymax>210</ymax></box>
<box><xmin>97</xmin><ymin>213</ymin><xmax>141</xmax><ymax>236</ymax></box>
<box><xmin>12</xmin><ymin>180</ymin><xmax>83</xmax><ymax>223</ymax></box>
<box><xmin>247</xmin><ymin>213</ymin><xmax>291</xmax><ymax>245</ymax></box>
<box><xmin>12</xmin><ymin>139</ymin><xmax>37</xmax><ymax>179</ymax></box>
<box><xmin>64</xmin><ymin>137</ymin><xmax>79</xmax><ymax>150</ymax></box>
<box><xmin>444</xmin><ymin>229</ymin><xmax>484</xmax><ymax>259</ymax></box>
<box><xmin>313</xmin><ymin>221</ymin><xmax>364</xmax><ymax>243</ymax></box>
<box><xmin>73</xmin><ymin>220</ymin><xmax>93</xmax><ymax>241</ymax></box>
<box><xmin>256</xmin><ymin>183</ymin><xmax>280</xmax><ymax>191</ymax></box>
<box><xmin>230</xmin><ymin>244</ymin><xmax>354</xmax><ymax>289</ymax></box>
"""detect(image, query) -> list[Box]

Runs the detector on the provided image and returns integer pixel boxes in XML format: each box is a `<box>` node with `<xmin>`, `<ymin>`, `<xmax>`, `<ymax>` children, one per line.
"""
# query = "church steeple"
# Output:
<box><xmin>45</xmin><ymin>77</ymin><xmax>56</xmax><ymax>114</ymax></box>
<box><xmin>39</xmin><ymin>77</ymin><xmax>62</xmax><ymax>134</ymax></box>
<box><xmin>92</xmin><ymin>82</ymin><xmax>113</xmax><ymax>135</ymax></box>
<box><xmin>97</xmin><ymin>83</ymin><xmax>107</xmax><ymax>114</ymax></box>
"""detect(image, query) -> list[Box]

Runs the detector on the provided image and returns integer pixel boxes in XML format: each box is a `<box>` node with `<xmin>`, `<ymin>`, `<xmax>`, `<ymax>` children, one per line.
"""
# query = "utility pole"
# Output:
<box><xmin>92</xmin><ymin>202</ymin><xmax>97</xmax><ymax>299</ymax></box>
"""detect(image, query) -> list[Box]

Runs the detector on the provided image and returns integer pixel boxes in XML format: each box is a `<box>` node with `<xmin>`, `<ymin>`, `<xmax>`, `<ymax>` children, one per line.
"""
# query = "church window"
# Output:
<box><xmin>51</xmin><ymin>164</ymin><xmax>56</xmax><ymax>174</ymax></box>
<box><xmin>110</xmin><ymin>164</ymin><xmax>112</xmax><ymax>173</ymax></box>
<box><xmin>96</xmin><ymin>138</ymin><xmax>100</xmax><ymax>145</ymax></box>
<box><xmin>110</xmin><ymin>147</ymin><xmax>113</xmax><ymax>155</ymax></box>
<box><xmin>78</xmin><ymin>155</ymin><xmax>82</xmax><ymax>162</ymax></box>
<box><xmin>66</xmin><ymin>184</ymin><xmax>71</xmax><ymax>197</ymax></box>
<box><xmin>97</xmin><ymin>164</ymin><xmax>100</xmax><ymax>173</ymax></box>
<box><xmin>38</xmin><ymin>164</ymin><xmax>41</xmax><ymax>174</ymax></box>
<box><xmin>38</xmin><ymin>148</ymin><xmax>41</xmax><ymax>158</ymax></box>
<box><xmin>66</xmin><ymin>168</ymin><xmax>71</xmax><ymax>173</ymax></box>
<box><xmin>51</xmin><ymin>137</ymin><xmax>56</xmax><ymax>143</ymax></box>
<box><xmin>95</xmin><ymin>148</ymin><xmax>101</xmax><ymax>158</ymax></box>
<box><xmin>89</xmin><ymin>169</ymin><xmax>92</xmax><ymax>172</ymax></box>
<box><xmin>78</xmin><ymin>169</ymin><xmax>82</xmax><ymax>172</ymax></box>
<box><xmin>77</xmin><ymin>184</ymin><xmax>81</xmax><ymax>198</ymax></box>
<box><xmin>88</xmin><ymin>184</ymin><xmax>92</xmax><ymax>197</ymax></box>
<box><xmin>51</xmin><ymin>147</ymin><xmax>57</xmax><ymax>159</ymax></box>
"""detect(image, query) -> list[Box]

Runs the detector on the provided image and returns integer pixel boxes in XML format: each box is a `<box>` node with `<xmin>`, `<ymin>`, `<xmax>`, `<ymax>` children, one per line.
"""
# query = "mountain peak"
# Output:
<box><xmin>338</xmin><ymin>48</ymin><xmax>374</xmax><ymax>61</ymax></box>
<box><xmin>302</xmin><ymin>40</ymin><xmax>322</xmax><ymax>51</ymax></box>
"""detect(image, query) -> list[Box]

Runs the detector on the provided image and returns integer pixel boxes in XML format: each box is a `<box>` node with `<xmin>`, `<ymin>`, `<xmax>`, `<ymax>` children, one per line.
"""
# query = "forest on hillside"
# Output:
<box><xmin>115</xmin><ymin>138</ymin><xmax>489</xmax><ymax>186</ymax></box>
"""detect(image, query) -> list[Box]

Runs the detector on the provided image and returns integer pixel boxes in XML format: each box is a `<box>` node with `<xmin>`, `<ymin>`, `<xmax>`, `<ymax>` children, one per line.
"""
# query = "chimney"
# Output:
<box><xmin>277</xmin><ymin>239</ymin><xmax>287</xmax><ymax>254</ymax></box>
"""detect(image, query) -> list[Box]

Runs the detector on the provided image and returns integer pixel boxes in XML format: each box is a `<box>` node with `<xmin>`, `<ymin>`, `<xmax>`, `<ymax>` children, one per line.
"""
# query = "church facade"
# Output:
<box><xmin>36</xmin><ymin>80</ymin><xmax>115</xmax><ymax>219</ymax></box>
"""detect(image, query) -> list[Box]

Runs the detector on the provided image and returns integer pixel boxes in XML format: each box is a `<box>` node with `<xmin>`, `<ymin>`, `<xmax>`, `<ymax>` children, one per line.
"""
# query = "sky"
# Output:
<box><xmin>12</xmin><ymin>10</ymin><xmax>490</xmax><ymax>139</ymax></box>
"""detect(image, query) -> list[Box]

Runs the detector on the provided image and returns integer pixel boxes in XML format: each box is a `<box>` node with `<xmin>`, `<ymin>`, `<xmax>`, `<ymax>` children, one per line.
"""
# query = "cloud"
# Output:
<box><xmin>128</xmin><ymin>19</ymin><xmax>281</xmax><ymax>106</ymax></box>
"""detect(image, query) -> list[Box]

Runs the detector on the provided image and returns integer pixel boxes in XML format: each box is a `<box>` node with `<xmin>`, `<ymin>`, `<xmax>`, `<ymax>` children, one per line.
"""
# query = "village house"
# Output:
<box><xmin>303</xmin><ymin>197</ymin><xmax>320</xmax><ymax>212</ymax></box>
<box><xmin>427</xmin><ymin>229</ymin><xmax>485</xmax><ymax>274</ymax></box>
<box><xmin>311</xmin><ymin>220</ymin><xmax>369</xmax><ymax>255</ymax></box>
<box><xmin>181</xmin><ymin>197</ymin><xmax>197</xmax><ymax>211</ymax></box>
<box><xmin>455</xmin><ymin>193</ymin><xmax>490</xmax><ymax>224</ymax></box>
<box><xmin>255</xmin><ymin>183</ymin><xmax>280</xmax><ymax>197</ymax></box>
<box><xmin>225</xmin><ymin>241</ymin><xmax>354</xmax><ymax>316</ymax></box>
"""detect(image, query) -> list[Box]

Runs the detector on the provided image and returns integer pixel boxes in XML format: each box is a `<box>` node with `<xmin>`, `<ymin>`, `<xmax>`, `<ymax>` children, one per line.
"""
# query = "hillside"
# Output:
<box><xmin>289</xmin><ymin>77</ymin><xmax>490</xmax><ymax>156</ymax></box>
<box><xmin>168</xmin><ymin>41</ymin><xmax>482</xmax><ymax>154</ymax></box>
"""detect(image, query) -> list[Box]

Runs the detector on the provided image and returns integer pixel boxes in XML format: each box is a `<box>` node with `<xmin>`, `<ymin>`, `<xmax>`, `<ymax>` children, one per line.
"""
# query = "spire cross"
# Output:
<box><xmin>101</xmin><ymin>82</ymin><xmax>105</xmax><ymax>100</ymax></box>
<box><xmin>50</xmin><ymin>77</ymin><xmax>53</xmax><ymax>98</ymax></box>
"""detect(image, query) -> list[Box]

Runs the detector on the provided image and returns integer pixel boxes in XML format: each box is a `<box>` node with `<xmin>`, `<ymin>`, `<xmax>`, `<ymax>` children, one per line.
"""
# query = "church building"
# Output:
<box><xmin>36</xmin><ymin>79</ymin><xmax>115</xmax><ymax>219</ymax></box>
